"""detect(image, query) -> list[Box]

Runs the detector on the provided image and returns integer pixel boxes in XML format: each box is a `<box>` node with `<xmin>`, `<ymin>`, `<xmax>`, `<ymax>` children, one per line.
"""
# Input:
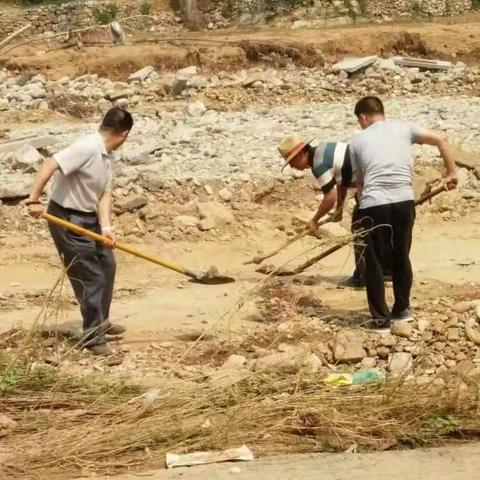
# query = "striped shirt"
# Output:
<box><xmin>310</xmin><ymin>142</ymin><xmax>353</xmax><ymax>193</ymax></box>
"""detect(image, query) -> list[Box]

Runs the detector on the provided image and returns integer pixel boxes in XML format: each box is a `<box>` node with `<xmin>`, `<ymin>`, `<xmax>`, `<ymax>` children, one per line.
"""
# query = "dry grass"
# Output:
<box><xmin>1</xmin><ymin>356</ymin><xmax>480</xmax><ymax>478</ymax></box>
<box><xmin>1</xmin><ymin>262</ymin><xmax>480</xmax><ymax>479</ymax></box>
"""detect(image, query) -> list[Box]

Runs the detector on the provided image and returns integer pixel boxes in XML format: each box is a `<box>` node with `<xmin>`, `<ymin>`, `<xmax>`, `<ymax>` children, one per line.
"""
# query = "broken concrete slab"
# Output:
<box><xmin>128</xmin><ymin>66</ymin><xmax>155</xmax><ymax>83</ymax></box>
<box><xmin>13</xmin><ymin>145</ymin><xmax>43</xmax><ymax>173</ymax></box>
<box><xmin>0</xmin><ymin>173</ymin><xmax>34</xmax><ymax>200</ymax></box>
<box><xmin>0</xmin><ymin>135</ymin><xmax>55</xmax><ymax>154</ymax></box>
<box><xmin>393</xmin><ymin>56</ymin><xmax>453</xmax><ymax>71</ymax></box>
<box><xmin>332</xmin><ymin>55</ymin><xmax>378</xmax><ymax>73</ymax></box>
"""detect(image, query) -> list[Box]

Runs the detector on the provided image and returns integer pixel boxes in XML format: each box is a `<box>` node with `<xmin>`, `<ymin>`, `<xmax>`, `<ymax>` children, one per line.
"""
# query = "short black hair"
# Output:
<box><xmin>354</xmin><ymin>96</ymin><xmax>385</xmax><ymax>117</ymax></box>
<box><xmin>100</xmin><ymin>107</ymin><xmax>134</xmax><ymax>133</ymax></box>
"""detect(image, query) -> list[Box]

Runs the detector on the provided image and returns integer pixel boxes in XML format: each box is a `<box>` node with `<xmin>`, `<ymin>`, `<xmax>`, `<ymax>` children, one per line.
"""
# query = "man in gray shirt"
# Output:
<box><xmin>26</xmin><ymin>107</ymin><xmax>134</xmax><ymax>356</ymax></box>
<box><xmin>350</xmin><ymin>97</ymin><xmax>457</xmax><ymax>330</ymax></box>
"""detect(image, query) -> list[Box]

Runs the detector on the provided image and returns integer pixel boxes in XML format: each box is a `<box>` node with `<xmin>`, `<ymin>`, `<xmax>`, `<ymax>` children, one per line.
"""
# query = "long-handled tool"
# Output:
<box><xmin>257</xmin><ymin>185</ymin><xmax>447</xmax><ymax>277</ymax></box>
<box><xmin>42</xmin><ymin>213</ymin><xmax>235</xmax><ymax>285</ymax></box>
<box><xmin>244</xmin><ymin>216</ymin><xmax>333</xmax><ymax>266</ymax></box>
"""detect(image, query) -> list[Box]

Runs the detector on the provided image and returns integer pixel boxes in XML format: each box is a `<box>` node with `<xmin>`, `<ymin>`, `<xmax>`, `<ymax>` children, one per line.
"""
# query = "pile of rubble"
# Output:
<box><xmin>2</xmin><ymin>56</ymin><xmax>480</xmax><ymax>114</ymax></box>
<box><xmin>1</xmin><ymin>88</ymin><xmax>480</xmax><ymax>240</ymax></box>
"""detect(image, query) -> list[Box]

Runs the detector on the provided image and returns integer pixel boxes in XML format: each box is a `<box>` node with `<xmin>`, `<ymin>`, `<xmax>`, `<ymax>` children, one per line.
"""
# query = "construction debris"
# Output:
<box><xmin>166</xmin><ymin>445</ymin><xmax>254</xmax><ymax>468</ymax></box>
<box><xmin>393</xmin><ymin>56</ymin><xmax>453</xmax><ymax>71</ymax></box>
<box><xmin>333</xmin><ymin>55</ymin><xmax>378</xmax><ymax>73</ymax></box>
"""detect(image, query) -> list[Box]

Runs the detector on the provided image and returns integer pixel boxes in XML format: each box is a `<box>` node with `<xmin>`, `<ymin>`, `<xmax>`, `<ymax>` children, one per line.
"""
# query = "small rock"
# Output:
<box><xmin>116</xmin><ymin>195</ymin><xmax>148</xmax><ymax>213</ymax></box>
<box><xmin>197</xmin><ymin>201</ymin><xmax>234</xmax><ymax>231</ymax></box>
<box><xmin>333</xmin><ymin>334</ymin><xmax>366</xmax><ymax>363</ymax></box>
<box><xmin>379</xmin><ymin>333</ymin><xmax>397</xmax><ymax>347</ymax></box>
<box><xmin>253</xmin><ymin>352</ymin><xmax>299</xmax><ymax>373</ymax></box>
<box><xmin>218</xmin><ymin>188</ymin><xmax>233</xmax><ymax>202</ymax></box>
<box><xmin>221</xmin><ymin>354</ymin><xmax>247</xmax><ymax>370</ymax></box>
<box><xmin>361</xmin><ymin>357</ymin><xmax>377</xmax><ymax>368</ymax></box>
<box><xmin>173</xmin><ymin>215</ymin><xmax>198</xmax><ymax>230</ymax></box>
<box><xmin>447</xmin><ymin>328</ymin><xmax>460</xmax><ymax>341</ymax></box>
<box><xmin>388</xmin><ymin>352</ymin><xmax>413</xmax><ymax>374</ymax></box>
<box><xmin>302</xmin><ymin>353</ymin><xmax>323</xmax><ymax>373</ymax></box>
<box><xmin>0</xmin><ymin>99</ymin><xmax>9</xmax><ymax>111</ymax></box>
<box><xmin>128</xmin><ymin>66</ymin><xmax>155</xmax><ymax>82</ymax></box>
<box><xmin>177</xmin><ymin>66</ymin><xmax>198</xmax><ymax>76</ymax></box>
<box><xmin>475</xmin><ymin>304</ymin><xmax>480</xmax><ymax>321</ymax></box>
<box><xmin>391</xmin><ymin>321</ymin><xmax>413</xmax><ymax>338</ymax></box>
<box><xmin>0</xmin><ymin>414</ymin><xmax>17</xmax><ymax>438</ymax></box>
<box><xmin>465</xmin><ymin>322</ymin><xmax>480</xmax><ymax>345</ymax></box>
<box><xmin>417</xmin><ymin>319</ymin><xmax>431</xmax><ymax>333</ymax></box>
<box><xmin>453</xmin><ymin>300</ymin><xmax>477</xmax><ymax>313</ymax></box>
<box><xmin>186</xmin><ymin>100</ymin><xmax>207</xmax><ymax>117</ymax></box>
<box><xmin>13</xmin><ymin>145</ymin><xmax>43</xmax><ymax>172</ymax></box>
<box><xmin>204</xmin><ymin>184</ymin><xmax>214</xmax><ymax>195</ymax></box>
<box><xmin>376</xmin><ymin>347</ymin><xmax>390</xmax><ymax>360</ymax></box>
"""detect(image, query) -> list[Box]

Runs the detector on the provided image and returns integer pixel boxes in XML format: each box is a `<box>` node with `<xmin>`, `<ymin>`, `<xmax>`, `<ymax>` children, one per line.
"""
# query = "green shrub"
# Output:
<box><xmin>94</xmin><ymin>2</ymin><xmax>119</xmax><ymax>25</ymax></box>
<box><xmin>140</xmin><ymin>0</ymin><xmax>152</xmax><ymax>16</ymax></box>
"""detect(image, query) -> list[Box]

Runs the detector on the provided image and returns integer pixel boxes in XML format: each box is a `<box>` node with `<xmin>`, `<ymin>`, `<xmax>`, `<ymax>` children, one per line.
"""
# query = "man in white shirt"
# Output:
<box><xmin>26</xmin><ymin>107</ymin><xmax>134</xmax><ymax>356</ymax></box>
<box><xmin>350</xmin><ymin>96</ymin><xmax>457</xmax><ymax>330</ymax></box>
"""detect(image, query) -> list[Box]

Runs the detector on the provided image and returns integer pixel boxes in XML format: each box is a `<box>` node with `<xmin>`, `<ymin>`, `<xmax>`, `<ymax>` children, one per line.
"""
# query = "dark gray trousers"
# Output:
<box><xmin>47</xmin><ymin>201</ymin><xmax>116</xmax><ymax>346</ymax></box>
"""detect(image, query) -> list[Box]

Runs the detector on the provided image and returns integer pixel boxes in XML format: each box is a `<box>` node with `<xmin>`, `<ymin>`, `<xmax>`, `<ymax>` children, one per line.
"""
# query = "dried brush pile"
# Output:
<box><xmin>1</xmin><ymin>346</ymin><xmax>480</xmax><ymax>478</ymax></box>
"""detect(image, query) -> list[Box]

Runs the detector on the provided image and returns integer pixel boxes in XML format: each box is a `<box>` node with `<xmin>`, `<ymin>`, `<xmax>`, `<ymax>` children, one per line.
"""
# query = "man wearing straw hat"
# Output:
<box><xmin>26</xmin><ymin>107</ymin><xmax>134</xmax><ymax>356</ymax></box>
<box><xmin>278</xmin><ymin>135</ymin><xmax>368</xmax><ymax>287</ymax></box>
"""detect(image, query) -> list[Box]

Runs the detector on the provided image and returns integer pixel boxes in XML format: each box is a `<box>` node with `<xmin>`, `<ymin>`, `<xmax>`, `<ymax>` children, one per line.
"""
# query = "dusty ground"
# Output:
<box><xmin>4</xmin><ymin>15</ymin><xmax>480</xmax><ymax>79</ymax></box>
<box><xmin>2</xmin><ymin>13</ymin><xmax>480</xmax><ymax>480</ymax></box>
<box><xmin>1</xmin><ymin>202</ymin><xmax>479</xmax><ymax>352</ymax></box>
<box><xmin>79</xmin><ymin>444</ymin><xmax>480</xmax><ymax>480</ymax></box>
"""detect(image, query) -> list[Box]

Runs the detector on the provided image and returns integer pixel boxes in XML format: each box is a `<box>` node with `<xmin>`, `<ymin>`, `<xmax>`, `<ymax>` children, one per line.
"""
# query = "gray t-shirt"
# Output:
<box><xmin>350</xmin><ymin>120</ymin><xmax>424</xmax><ymax>209</ymax></box>
<box><xmin>50</xmin><ymin>132</ymin><xmax>113</xmax><ymax>213</ymax></box>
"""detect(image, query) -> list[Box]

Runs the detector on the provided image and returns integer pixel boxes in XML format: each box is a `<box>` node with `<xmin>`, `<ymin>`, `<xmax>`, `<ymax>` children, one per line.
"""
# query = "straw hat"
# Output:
<box><xmin>278</xmin><ymin>135</ymin><xmax>315</xmax><ymax>171</ymax></box>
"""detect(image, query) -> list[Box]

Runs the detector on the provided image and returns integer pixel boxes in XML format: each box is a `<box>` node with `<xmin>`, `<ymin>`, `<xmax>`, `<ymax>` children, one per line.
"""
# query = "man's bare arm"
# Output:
<box><xmin>26</xmin><ymin>158</ymin><xmax>59</xmax><ymax>218</ymax></box>
<box><xmin>97</xmin><ymin>190</ymin><xmax>115</xmax><ymax>247</ymax></box>
<box><xmin>415</xmin><ymin>129</ymin><xmax>458</xmax><ymax>187</ymax></box>
<box><xmin>308</xmin><ymin>187</ymin><xmax>337</xmax><ymax>233</ymax></box>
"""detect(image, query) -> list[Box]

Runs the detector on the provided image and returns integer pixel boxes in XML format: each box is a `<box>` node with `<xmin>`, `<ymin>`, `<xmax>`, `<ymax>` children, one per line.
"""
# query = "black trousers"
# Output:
<box><xmin>358</xmin><ymin>200</ymin><xmax>415</xmax><ymax>320</ymax></box>
<box><xmin>47</xmin><ymin>201</ymin><xmax>116</xmax><ymax>346</ymax></box>
<box><xmin>351</xmin><ymin>204</ymin><xmax>392</xmax><ymax>282</ymax></box>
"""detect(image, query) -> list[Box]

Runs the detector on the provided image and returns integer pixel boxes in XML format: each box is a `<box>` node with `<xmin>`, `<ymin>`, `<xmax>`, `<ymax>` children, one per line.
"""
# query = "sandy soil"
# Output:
<box><xmin>4</xmin><ymin>15</ymin><xmax>480</xmax><ymax>79</ymax></box>
<box><xmin>77</xmin><ymin>444</ymin><xmax>480</xmax><ymax>480</ymax></box>
<box><xmin>1</xmin><ymin>209</ymin><xmax>479</xmax><ymax>349</ymax></box>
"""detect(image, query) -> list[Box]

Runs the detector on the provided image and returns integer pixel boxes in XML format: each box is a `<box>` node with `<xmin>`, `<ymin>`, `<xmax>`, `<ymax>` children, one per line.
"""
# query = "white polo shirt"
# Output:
<box><xmin>50</xmin><ymin>132</ymin><xmax>113</xmax><ymax>213</ymax></box>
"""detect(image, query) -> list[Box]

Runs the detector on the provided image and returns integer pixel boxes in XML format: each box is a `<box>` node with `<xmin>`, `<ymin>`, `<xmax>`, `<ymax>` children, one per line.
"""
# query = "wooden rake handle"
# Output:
<box><xmin>244</xmin><ymin>216</ymin><xmax>333</xmax><ymax>265</ymax></box>
<box><xmin>42</xmin><ymin>213</ymin><xmax>197</xmax><ymax>279</ymax></box>
<box><xmin>262</xmin><ymin>185</ymin><xmax>448</xmax><ymax>277</ymax></box>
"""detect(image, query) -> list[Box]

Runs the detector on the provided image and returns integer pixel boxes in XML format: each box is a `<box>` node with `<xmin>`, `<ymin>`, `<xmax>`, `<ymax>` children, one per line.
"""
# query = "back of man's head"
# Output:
<box><xmin>100</xmin><ymin>107</ymin><xmax>134</xmax><ymax>133</ymax></box>
<box><xmin>354</xmin><ymin>96</ymin><xmax>385</xmax><ymax>118</ymax></box>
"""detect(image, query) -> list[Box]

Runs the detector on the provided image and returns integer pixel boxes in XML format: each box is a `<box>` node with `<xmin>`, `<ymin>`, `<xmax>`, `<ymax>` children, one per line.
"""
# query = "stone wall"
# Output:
<box><xmin>0</xmin><ymin>0</ymin><xmax>158</xmax><ymax>37</ymax></box>
<box><xmin>365</xmin><ymin>0</ymin><xmax>473</xmax><ymax>17</ymax></box>
<box><xmin>220</xmin><ymin>0</ymin><xmax>473</xmax><ymax>24</ymax></box>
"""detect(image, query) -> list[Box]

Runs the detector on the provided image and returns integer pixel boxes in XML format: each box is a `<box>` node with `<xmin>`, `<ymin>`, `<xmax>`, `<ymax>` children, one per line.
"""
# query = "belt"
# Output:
<box><xmin>49</xmin><ymin>200</ymin><xmax>97</xmax><ymax>218</ymax></box>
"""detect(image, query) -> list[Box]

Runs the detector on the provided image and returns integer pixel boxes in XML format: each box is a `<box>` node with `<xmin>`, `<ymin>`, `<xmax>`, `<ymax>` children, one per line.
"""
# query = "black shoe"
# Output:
<box><xmin>338</xmin><ymin>276</ymin><xmax>366</xmax><ymax>289</ymax></box>
<box><xmin>369</xmin><ymin>319</ymin><xmax>391</xmax><ymax>332</ymax></box>
<box><xmin>392</xmin><ymin>308</ymin><xmax>414</xmax><ymax>323</ymax></box>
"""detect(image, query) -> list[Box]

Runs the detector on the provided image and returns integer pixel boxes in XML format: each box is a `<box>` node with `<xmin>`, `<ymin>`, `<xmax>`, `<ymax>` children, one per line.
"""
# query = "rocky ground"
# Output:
<box><xmin>2</xmin><ymin>21</ymin><xmax>480</xmax><ymax>478</ymax></box>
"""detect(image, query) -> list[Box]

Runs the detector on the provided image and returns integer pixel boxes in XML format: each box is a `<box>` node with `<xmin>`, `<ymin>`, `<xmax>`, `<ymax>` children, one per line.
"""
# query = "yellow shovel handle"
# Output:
<box><xmin>42</xmin><ymin>213</ymin><xmax>191</xmax><ymax>277</ymax></box>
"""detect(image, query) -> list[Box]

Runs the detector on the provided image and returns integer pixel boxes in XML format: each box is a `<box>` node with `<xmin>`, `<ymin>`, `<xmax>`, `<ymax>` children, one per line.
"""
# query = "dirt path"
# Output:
<box><xmin>78</xmin><ymin>444</ymin><xmax>480</xmax><ymax>480</ymax></box>
<box><xmin>1</xmin><ymin>212</ymin><xmax>479</xmax><ymax>345</ymax></box>
<box><xmin>5</xmin><ymin>15</ymin><xmax>480</xmax><ymax>79</ymax></box>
